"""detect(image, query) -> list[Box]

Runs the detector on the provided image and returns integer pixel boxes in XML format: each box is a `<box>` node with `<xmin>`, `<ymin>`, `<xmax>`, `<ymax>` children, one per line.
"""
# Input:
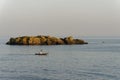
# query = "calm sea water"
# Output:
<box><xmin>0</xmin><ymin>37</ymin><xmax>120</xmax><ymax>80</ymax></box>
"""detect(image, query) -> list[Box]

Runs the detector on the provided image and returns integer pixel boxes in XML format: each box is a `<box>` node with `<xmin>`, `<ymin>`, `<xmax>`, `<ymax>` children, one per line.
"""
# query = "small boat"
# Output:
<box><xmin>35</xmin><ymin>52</ymin><xmax>48</xmax><ymax>55</ymax></box>
<box><xmin>35</xmin><ymin>49</ymin><xmax>48</xmax><ymax>55</ymax></box>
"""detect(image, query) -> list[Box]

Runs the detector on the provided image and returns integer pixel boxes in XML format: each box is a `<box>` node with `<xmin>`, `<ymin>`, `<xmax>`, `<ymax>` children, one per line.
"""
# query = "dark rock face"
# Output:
<box><xmin>6</xmin><ymin>35</ymin><xmax>88</xmax><ymax>45</ymax></box>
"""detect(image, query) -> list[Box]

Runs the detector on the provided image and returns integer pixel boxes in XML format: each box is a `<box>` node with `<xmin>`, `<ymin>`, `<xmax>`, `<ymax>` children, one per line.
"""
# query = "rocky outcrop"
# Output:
<box><xmin>6</xmin><ymin>35</ymin><xmax>88</xmax><ymax>45</ymax></box>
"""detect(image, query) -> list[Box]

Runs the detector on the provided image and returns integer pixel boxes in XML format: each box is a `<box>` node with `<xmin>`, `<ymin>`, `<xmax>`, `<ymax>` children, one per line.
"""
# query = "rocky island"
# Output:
<box><xmin>6</xmin><ymin>35</ymin><xmax>88</xmax><ymax>45</ymax></box>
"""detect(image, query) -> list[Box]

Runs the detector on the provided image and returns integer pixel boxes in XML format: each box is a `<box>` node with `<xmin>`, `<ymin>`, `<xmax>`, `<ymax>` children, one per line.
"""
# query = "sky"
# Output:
<box><xmin>0</xmin><ymin>0</ymin><xmax>120</xmax><ymax>37</ymax></box>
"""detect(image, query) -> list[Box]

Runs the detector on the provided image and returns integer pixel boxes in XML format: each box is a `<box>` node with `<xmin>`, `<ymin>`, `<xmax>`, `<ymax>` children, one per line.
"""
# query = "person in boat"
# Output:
<box><xmin>40</xmin><ymin>49</ymin><xmax>43</xmax><ymax>54</ymax></box>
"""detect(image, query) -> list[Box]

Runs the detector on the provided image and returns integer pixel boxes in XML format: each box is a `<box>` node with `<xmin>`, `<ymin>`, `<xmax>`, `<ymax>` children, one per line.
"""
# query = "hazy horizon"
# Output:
<box><xmin>0</xmin><ymin>0</ymin><xmax>120</xmax><ymax>37</ymax></box>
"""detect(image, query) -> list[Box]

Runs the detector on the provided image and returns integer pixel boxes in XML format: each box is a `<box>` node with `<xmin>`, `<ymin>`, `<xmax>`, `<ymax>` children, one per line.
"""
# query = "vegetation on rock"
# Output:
<box><xmin>6</xmin><ymin>35</ymin><xmax>88</xmax><ymax>45</ymax></box>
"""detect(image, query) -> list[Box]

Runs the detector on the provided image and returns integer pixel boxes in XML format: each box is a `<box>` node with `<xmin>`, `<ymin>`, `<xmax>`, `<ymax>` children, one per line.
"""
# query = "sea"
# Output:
<box><xmin>0</xmin><ymin>37</ymin><xmax>120</xmax><ymax>80</ymax></box>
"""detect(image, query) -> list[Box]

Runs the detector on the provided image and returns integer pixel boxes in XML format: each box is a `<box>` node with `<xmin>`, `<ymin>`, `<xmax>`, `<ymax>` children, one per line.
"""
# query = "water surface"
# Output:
<box><xmin>0</xmin><ymin>37</ymin><xmax>120</xmax><ymax>80</ymax></box>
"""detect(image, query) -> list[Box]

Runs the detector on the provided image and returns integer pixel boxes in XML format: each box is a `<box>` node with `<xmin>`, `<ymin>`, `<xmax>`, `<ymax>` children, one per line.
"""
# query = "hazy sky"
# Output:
<box><xmin>0</xmin><ymin>0</ymin><xmax>120</xmax><ymax>37</ymax></box>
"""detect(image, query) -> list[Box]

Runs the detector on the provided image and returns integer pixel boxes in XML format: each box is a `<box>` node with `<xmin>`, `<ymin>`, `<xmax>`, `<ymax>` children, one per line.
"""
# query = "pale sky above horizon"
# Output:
<box><xmin>0</xmin><ymin>0</ymin><xmax>120</xmax><ymax>37</ymax></box>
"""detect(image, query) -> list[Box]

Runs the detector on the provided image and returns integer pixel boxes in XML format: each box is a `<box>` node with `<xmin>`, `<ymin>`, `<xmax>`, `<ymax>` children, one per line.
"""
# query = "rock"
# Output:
<box><xmin>6</xmin><ymin>35</ymin><xmax>88</xmax><ymax>45</ymax></box>
<box><xmin>56</xmin><ymin>38</ymin><xmax>65</xmax><ymax>45</ymax></box>
<box><xmin>33</xmin><ymin>37</ymin><xmax>41</xmax><ymax>45</ymax></box>
<box><xmin>64</xmin><ymin>36</ymin><xmax>75</xmax><ymax>44</ymax></box>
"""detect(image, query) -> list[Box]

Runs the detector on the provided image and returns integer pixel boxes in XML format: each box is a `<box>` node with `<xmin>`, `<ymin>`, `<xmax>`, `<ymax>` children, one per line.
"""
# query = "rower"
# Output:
<box><xmin>40</xmin><ymin>49</ymin><xmax>43</xmax><ymax>54</ymax></box>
